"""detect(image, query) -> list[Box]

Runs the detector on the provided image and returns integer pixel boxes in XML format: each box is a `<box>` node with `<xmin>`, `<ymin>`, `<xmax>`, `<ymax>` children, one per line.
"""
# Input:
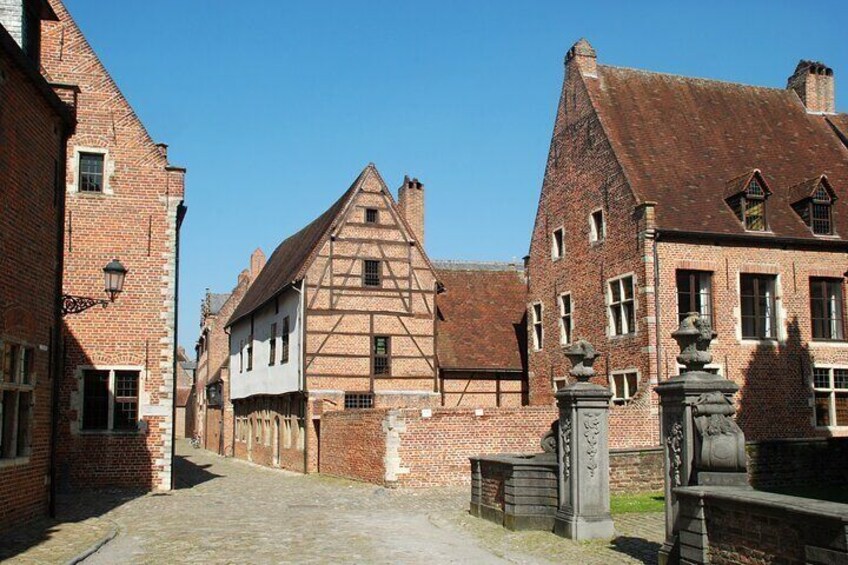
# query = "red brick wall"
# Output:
<box><xmin>0</xmin><ymin>36</ymin><xmax>70</xmax><ymax>529</ymax></box>
<box><xmin>319</xmin><ymin>409</ymin><xmax>387</xmax><ymax>484</ymax></box>
<box><xmin>42</xmin><ymin>0</ymin><xmax>185</xmax><ymax>491</ymax></box>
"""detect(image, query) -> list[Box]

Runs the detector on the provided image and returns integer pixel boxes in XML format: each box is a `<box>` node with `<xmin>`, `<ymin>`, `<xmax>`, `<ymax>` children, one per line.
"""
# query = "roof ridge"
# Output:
<box><xmin>433</xmin><ymin>259</ymin><xmax>524</xmax><ymax>272</ymax></box>
<box><xmin>599</xmin><ymin>64</ymin><xmax>786</xmax><ymax>93</ymax></box>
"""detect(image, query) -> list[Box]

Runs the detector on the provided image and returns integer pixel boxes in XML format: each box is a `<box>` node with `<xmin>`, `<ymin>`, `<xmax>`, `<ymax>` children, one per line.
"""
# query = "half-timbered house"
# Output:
<box><xmin>226</xmin><ymin>164</ymin><xmax>439</xmax><ymax>472</ymax></box>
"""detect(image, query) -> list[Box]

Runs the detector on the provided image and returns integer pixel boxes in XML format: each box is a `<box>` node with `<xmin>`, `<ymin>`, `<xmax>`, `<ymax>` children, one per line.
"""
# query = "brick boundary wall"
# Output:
<box><xmin>746</xmin><ymin>437</ymin><xmax>848</xmax><ymax>489</ymax></box>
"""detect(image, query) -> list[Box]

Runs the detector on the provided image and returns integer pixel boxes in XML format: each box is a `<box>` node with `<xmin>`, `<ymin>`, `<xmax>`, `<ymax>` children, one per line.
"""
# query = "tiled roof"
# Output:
<box><xmin>827</xmin><ymin>114</ymin><xmax>848</xmax><ymax>147</ymax></box>
<box><xmin>206</xmin><ymin>293</ymin><xmax>231</xmax><ymax>315</ymax></box>
<box><xmin>176</xmin><ymin>387</ymin><xmax>193</xmax><ymax>407</ymax></box>
<box><xmin>227</xmin><ymin>167</ymin><xmax>367</xmax><ymax>327</ymax></box>
<box><xmin>436</xmin><ymin>266</ymin><xmax>526</xmax><ymax>372</ymax></box>
<box><xmin>586</xmin><ymin>65</ymin><xmax>848</xmax><ymax>241</ymax></box>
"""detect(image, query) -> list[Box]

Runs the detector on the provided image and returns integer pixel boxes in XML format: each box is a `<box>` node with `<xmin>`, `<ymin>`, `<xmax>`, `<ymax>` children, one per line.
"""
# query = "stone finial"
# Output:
<box><xmin>673</xmin><ymin>312</ymin><xmax>716</xmax><ymax>374</ymax></box>
<box><xmin>564</xmin><ymin>339</ymin><xmax>599</xmax><ymax>383</ymax></box>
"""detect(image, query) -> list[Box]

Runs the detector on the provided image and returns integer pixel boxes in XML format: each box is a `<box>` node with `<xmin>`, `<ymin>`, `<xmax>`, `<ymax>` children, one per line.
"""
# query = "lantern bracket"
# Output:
<box><xmin>61</xmin><ymin>295</ymin><xmax>109</xmax><ymax>316</ymax></box>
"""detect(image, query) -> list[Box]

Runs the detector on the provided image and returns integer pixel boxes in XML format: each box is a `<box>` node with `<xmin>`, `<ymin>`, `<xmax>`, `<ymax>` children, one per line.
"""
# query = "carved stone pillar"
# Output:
<box><xmin>656</xmin><ymin>313</ymin><xmax>748</xmax><ymax>565</ymax></box>
<box><xmin>553</xmin><ymin>339</ymin><xmax>615</xmax><ymax>540</ymax></box>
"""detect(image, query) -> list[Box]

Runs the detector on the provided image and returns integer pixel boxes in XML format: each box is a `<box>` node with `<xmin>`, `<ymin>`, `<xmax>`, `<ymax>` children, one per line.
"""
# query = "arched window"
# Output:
<box><xmin>810</xmin><ymin>184</ymin><xmax>833</xmax><ymax>235</ymax></box>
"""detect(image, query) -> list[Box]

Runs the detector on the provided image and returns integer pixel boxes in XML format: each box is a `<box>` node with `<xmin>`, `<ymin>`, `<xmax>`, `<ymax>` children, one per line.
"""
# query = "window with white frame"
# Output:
<box><xmin>611</xmin><ymin>371</ymin><xmax>638</xmax><ymax>405</ymax></box>
<box><xmin>590</xmin><ymin>209</ymin><xmax>605</xmax><ymax>242</ymax></box>
<box><xmin>81</xmin><ymin>368</ymin><xmax>140</xmax><ymax>431</ymax></box>
<box><xmin>676</xmin><ymin>270</ymin><xmax>713</xmax><ymax>327</ymax></box>
<box><xmin>553</xmin><ymin>376</ymin><xmax>569</xmax><ymax>392</ymax></box>
<box><xmin>810</xmin><ymin>278</ymin><xmax>845</xmax><ymax>341</ymax></box>
<box><xmin>551</xmin><ymin>227</ymin><xmax>565</xmax><ymax>260</ymax></box>
<box><xmin>532</xmin><ymin>303</ymin><xmax>544</xmax><ymax>350</ymax></box>
<box><xmin>559</xmin><ymin>293</ymin><xmax>572</xmax><ymax>345</ymax></box>
<box><xmin>740</xmin><ymin>274</ymin><xmax>777</xmax><ymax>339</ymax></box>
<box><xmin>608</xmin><ymin>275</ymin><xmax>635</xmax><ymax>336</ymax></box>
<box><xmin>0</xmin><ymin>341</ymin><xmax>35</xmax><ymax>459</ymax></box>
<box><xmin>813</xmin><ymin>366</ymin><xmax>848</xmax><ymax>427</ymax></box>
<box><xmin>78</xmin><ymin>152</ymin><xmax>105</xmax><ymax>192</ymax></box>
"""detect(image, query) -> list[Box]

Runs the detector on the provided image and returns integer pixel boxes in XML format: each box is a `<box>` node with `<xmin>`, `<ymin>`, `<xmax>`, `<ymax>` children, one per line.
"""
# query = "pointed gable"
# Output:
<box><xmin>787</xmin><ymin>175</ymin><xmax>837</xmax><ymax>205</ymax></box>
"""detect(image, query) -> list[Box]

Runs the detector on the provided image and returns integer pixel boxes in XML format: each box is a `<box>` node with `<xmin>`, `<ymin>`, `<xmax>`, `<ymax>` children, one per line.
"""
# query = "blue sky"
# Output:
<box><xmin>62</xmin><ymin>0</ymin><xmax>848</xmax><ymax>354</ymax></box>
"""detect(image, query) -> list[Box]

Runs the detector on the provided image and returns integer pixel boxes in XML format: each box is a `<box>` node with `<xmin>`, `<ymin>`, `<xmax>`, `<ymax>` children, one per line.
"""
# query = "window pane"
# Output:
<box><xmin>1</xmin><ymin>391</ymin><xmax>17</xmax><ymax>458</ymax></box>
<box><xmin>365</xmin><ymin>208</ymin><xmax>378</xmax><ymax>223</ymax></box>
<box><xmin>364</xmin><ymin>260</ymin><xmax>381</xmax><ymax>287</ymax></box>
<box><xmin>622</xmin><ymin>277</ymin><xmax>634</xmax><ymax>300</ymax></box>
<box><xmin>626</xmin><ymin>373</ymin><xmax>638</xmax><ymax>398</ymax></box>
<box><xmin>623</xmin><ymin>302</ymin><xmax>635</xmax><ymax>334</ymax></box>
<box><xmin>3</xmin><ymin>343</ymin><xmax>18</xmax><ymax>384</ymax></box>
<box><xmin>114</xmin><ymin>370</ymin><xmax>139</xmax><ymax>431</ymax></box>
<box><xmin>16</xmin><ymin>392</ymin><xmax>30</xmax><ymax>456</ymax></box>
<box><xmin>814</xmin><ymin>392</ymin><xmax>831</xmax><ymax>426</ymax></box>
<box><xmin>813</xmin><ymin>367</ymin><xmax>831</xmax><ymax>389</ymax></box>
<box><xmin>613</xmin><ymin>374</ymin><xmax>624</xmax><ymax>399</ymax></box>
<box><xmin>811</xmin><ymin>203</ymin><xmax>832</xmax><ymax>235</ymax></box>
<box><xmin>745</xmin><ymin>199</ymin><xmax>765</xmax><ymax>231</ymax></box>
<box><xmin>79</xmin><ymin>153</ymin><xmax>104</xmax><ymax>192</ymax></box>
<box><xmin>83</xmin><ymin>370</ymin><xmax>109</xmax><ymax>430</ymax></box>
<box><xmin>836</xmin><ymin>393</ymin><xmax>848</xmax><ymax>426</ymax></box>
<box><xmin>834</xmin><ymin>369</ymin><xmax>848</xmax><ymax>390</ymax></box>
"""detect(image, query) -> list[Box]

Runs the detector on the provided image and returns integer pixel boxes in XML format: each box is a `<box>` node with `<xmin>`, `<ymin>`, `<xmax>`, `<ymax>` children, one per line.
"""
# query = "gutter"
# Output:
<box><xmin>655</xmin><ymin>228</ymin><xmax>848</xmax><ymax>251</ymax></box>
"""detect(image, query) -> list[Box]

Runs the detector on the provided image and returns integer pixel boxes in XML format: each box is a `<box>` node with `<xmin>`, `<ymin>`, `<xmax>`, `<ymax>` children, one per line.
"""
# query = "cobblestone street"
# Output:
<box><xmin>3</xmin><ymin>440</ymin><xmax>663</xmax><ymax>564</ymax></box>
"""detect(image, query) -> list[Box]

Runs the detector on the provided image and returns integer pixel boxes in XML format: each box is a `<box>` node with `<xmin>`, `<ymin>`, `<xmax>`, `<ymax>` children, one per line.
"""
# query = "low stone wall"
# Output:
<box><xmin>746</xmin><ymin>437</ymin><xmax>848</xmax><ymax>489</ymax></box>
<box><xmin>675</xmin><ymin>486</ymin><xmax>848</xmax><ymax>564</ymax></box>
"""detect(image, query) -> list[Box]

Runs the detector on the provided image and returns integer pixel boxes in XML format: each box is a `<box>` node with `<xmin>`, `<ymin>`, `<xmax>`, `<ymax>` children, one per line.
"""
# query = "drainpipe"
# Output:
<box><xmin>653</xmin><ymin>234</ymin><xmax>663</xmax><ymax>385</ymax></box>
<box><xmin>292</xmin><ymin>280</ymin><xmax>307</xmax><ymax>473</ymax></box>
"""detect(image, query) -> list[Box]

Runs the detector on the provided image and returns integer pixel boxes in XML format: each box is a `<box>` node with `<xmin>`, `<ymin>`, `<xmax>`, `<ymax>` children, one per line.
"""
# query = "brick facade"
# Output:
<box><xmin>0</xmin><ymin>7</ymin><xmax>73</xmax><ymax>529</ymax></box>
<box><xmin>42</xmin><ymin>0</ymin><xmax>185</xmax><ymax>491</ymax></box>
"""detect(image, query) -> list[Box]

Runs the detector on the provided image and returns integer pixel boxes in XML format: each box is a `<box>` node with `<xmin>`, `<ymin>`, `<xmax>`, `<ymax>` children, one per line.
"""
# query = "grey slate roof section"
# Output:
<box><xmin>181</xmin><ymin>360</ymin><xmax>197</xmax><ymax>371</ymax></box>
<box><xmin>432</xmin><ymin>260</ymin><xmax>524</xmax><ymax>272</ymax></box>
<box><xmin>207</xmin><ymin>293</ymin><xmax>231</xmax><ymax>315</ymax></box>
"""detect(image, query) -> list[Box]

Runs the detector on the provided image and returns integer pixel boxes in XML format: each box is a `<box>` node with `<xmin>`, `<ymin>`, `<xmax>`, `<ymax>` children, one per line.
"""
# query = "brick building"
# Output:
<box><xmin>174</xmin><ymin>347</ymin><xmax>195</xmax><ymax>439</ymax></box>
<box><xmin>0</xmin><ymin>0</ymin><xmax>74</xmax><ymax>530</ymax></box>
<box><xmin>225</xmin><ymin>165</ymin><xmax>439</xmax><ymax>472</ymax></box>
<box><xmin>41</xmin><ymin>0</ymin><xmax>186</xmax><ymax>490</ymax></box>
<box><xmin>434</xmin><ymin>261</ymin><xmax>527</xmax><ymax>407</ymax></box>
<box><xmin>195</xmin><ymin>250</ymin><xmax>264</xmax><ymax>455</ymax></box>
<box><xmin>527</xmin><ymin>39</ymin><xmax>848</xmax><ymax>445</ymax></box>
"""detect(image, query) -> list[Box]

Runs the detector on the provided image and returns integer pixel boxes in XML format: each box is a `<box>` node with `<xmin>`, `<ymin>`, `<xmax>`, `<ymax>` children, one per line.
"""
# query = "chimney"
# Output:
<box><xmin>249</xmin><ymin>248</ymin><xmax>266</xmax><ymax>280</ymax></box>
<box><xmin>398</xmin><ymin>175</ymin><xmax>425</xmax><ymax>247</ymax></box>
<box><xmin>565</xmin><ymin>38</ymin><xmax>597</xmax><ymax>78</ymax></box>
<box><xmin>0</xmin><ymin>0</ymin><xmax>56</xmax><ymax>65</ymax></box>
<box><xmin>787</xmin><ymin>60</ymin><xmax>835</xmax><ymax>114</ymax></box>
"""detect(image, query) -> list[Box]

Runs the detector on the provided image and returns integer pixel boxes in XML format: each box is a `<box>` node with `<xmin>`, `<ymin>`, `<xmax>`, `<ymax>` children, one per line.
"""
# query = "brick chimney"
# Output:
<box><xmin>398</xmin><ymin>175</ymin><xmax>425</xmax><ymax>247</ymax></box>
<box><xmin>249</xmin><ymin>248</ymin><xmax>266</xmax><ymax>279</ymax></box>
<box><xmin>788</xmin><ymin>60</ymin><xmax>835</xmax><ymax>114</ymax></box>
<box><xmin>0</xmin><ymin>0</ymin><xmax>56</xmax><ymax>65</ymax></box>
<box><xmin>565</xmin><ymin>38</ymin><xmax>597</xmax><ymax>78</ymax></box>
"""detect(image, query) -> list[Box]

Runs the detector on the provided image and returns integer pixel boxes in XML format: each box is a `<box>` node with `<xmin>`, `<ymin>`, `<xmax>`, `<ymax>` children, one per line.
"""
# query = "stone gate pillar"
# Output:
<box><xmin>553</xmin><ymin>340</ymin><xmax>615</xmax><ymax>540</ymax></box>
<box><xmin>656</xmin><ymin>313</ymin><xmax>748</xmax><ymax>565</ymax></box>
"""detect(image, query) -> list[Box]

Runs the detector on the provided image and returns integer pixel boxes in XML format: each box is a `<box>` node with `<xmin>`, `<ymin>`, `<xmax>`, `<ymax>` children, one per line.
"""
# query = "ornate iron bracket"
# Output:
<box><xmin>61</xmin><ymin>294</ymin><xmax>109</xmax><ymax>316</ymax></box>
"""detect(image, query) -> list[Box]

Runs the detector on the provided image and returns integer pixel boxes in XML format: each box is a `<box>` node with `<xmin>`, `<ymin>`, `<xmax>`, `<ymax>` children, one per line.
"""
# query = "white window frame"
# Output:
<box><xmin>607</xmin><ymin>274</ymin><xmax>637</xmax><ymax>337</ymax></box>
<box><xmin>551</xmin><ymin>226</ymin><xmax>565</xmax><ymax>261</ymax></box>
<box><xmin>739</xmin><ymin>273</ymin><xmax>781</xmax><ymax>342</ymax></box>
<box><xmin>559</xmin><ymin>293</ymin><xmax>573</xmax><ymax>346</ymax></box>
<box><xmin>531</xmin><ymin>302</ymin><xmax>544</xmax><ymax>351</ymax></box>
<box><xmin>77</xmin><ymin>365</ymin><xmax>143</xmax><ymax>433</ymax></box>
<box><xmin>553</xmin><ymin>376</ymin><xmax>569</xmax><ymax>392</ymax></box>
<box><xmin>69</xmin><ymin>146</ymin><xmax>114</xmax><ymax>195</ymax></box>
<box><xmin>589</xmin><ymin>208</ymin><xmax>605</xmax><ymax>242</ymax></box>
<box><xmin>610</xmin><ymin>370</ymin><xmax>639</xmax><ymax>405</ymax></box>
<box><xmin>812</xmin><ymin>365</ymin><xmax>848</xmax><ymax>429</ymax></box>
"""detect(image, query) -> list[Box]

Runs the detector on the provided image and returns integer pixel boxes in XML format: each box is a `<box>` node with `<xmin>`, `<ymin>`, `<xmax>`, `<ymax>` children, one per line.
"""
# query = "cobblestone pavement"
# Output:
<box><xmin>6</xmin><ymin>441</ymin><xmax>664</xmax><ymax>564</ymax></box>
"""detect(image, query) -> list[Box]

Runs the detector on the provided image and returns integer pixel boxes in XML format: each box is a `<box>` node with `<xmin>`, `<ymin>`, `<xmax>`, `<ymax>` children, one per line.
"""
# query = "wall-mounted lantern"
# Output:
<box><xmin>62</xmin><ymin>259</ymin><xmax>128</xmax><ymax>316</ymax></box>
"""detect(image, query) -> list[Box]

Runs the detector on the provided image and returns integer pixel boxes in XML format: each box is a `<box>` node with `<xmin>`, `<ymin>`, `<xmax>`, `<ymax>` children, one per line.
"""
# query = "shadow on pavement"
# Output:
<box><xmin>174</xmin><ymin>450</ymin><xmax>222</xmax><ymax>489</ymax></box>
<box><xmin>609</xmin><ymin>536</ymin><xmax>661</xmax><ymax>564</ymax></box>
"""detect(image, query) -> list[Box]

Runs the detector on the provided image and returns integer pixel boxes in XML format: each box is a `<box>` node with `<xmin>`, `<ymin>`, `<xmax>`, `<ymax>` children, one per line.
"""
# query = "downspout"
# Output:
<box><xmin>292</xmin><ymin>280</ymin><xmax>307</xmax><ymax>473</ymax></box>
<box><xmin>223</xmin><ymin>326</ymin><xmax>231</xmax><ymax>457</ymax></box>
<box><xmin>171</xmin><ymin>202</ymin><xmax>186</xmax><ymax>490</ymax></box>
<box><xmin>653</xmin><ymin>233</ymin><xmax>663</xmax><ymax>385</ymax></box>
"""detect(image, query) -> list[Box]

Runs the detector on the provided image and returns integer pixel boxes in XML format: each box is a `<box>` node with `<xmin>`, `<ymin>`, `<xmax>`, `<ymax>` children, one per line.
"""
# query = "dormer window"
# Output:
<box><xmin>725</xmin><ymin>170</ymin><xmax>771</xmax><ymax>232</ymax></box>
<box><xmin>790</xmin><ymin>176</ymin><xmax>837</xmax><ymax>236</ymax></box>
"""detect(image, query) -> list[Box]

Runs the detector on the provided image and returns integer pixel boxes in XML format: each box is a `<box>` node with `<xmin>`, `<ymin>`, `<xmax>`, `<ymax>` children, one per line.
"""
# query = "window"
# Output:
<box><xmin>611</xmin><ymin>371</ymin><xmax>638</xmax><ymax>405</ymax></box>
<box><xmin>239</xmin><ymin>340</ymin><xmax>244</xmax><ymax>373</ymax></box>
<box><xmin>590</xmin><ymin>210</ymin><xmax>605</xmax><ymax>242</ymax></box>
<box><xmin>811</xmin><ymin>184</ymin><xmax>833</xmax><ymax>235</ymax></box>
<box><xmin>269</xmin><ymin>323</ymin><xmax>277</xmax><ymax>365</ymax></box>
<box><xmin>532</xmin><ymin>303</ymin><xmax>543</xmax><ymax>350</ymax></box>
<box><xmin>373</xmin><ymin>336</ymin><xmax>390</xmax><ymax>375</ymax></box>
<box><xmin>741</xmin><ymin>179</ymin><xmax>767</xmax><ymax>231</ymax></box>
<box><xmin>365</xmin><ymin>208</ymin><xmax>379</xmax><ymax>224</ymax></box>
<box><xmin>247</xmin><ymin>335</ymin><xmax>253</xmax><ymax>371</ymax></box>
<box><xmin>345</xmin><ymin>393</ymin><xmax>374</xmax><ymax>409</ymax></box>
<box><xmin>0</xmin><ymin>342</ymin><xmax>35</xmax><ymax>459</ymax></box>
<box><xmin>559</xmin><ymin>294</ymin><xmax>572</xmax><ymax>345</ymax></box>
<box><xmin>811</xmin><ymin>278</ymin><xmax>844</xmax><ymax>341</ymax></box>
<box><xmin>552</xmin><ymin>227</ymin><xmax>565</xmax><ymax>260</ymax></box>
<box><xmin>363</xmin><ymin>260</ymin><xmax>381</xmax><ymax>287</ymax></box>
<box><xmin>740</xmin><ymin>274</ymin><xmax>777</xmax><ymax>339</ymax></box>
<box><xmin>608</xmin><ymin>275</ymin><xmax>635</xmax><ymax>336</ymax></box>
<box><xmin>79</xmin><ymin>153</ymin><xmax>104</xmax><ymax>193</ymax></box>
<box><xmin>280</xmin><ymin>317</ymin><xmax>290</xmax><ymax>364</ymax></box>
<box><xmin>813</xmin><ymin>367</ymin><xmax>848</xmax><ymax>427</ymax></box>
<box><xmin>676</xmin><ymin>270</ymin><xmax>713</xmax><ymax>327</ymax></box>
<box><xmin>82</xmin><ymin>368</ymin><xmax>140</xmax><ymax>431</ymax></box>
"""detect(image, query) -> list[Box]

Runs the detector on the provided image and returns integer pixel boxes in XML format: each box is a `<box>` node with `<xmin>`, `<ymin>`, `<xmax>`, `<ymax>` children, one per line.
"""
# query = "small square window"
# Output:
<box><xmin>79</xmin><ymin>153</ymin><xmax>104</xmax><ymax>193</ymax></box>
<box><xmin>611</xmin><ymin>372</ymin><xmax>638</xmax><ymax>405</ymax></box>
<box><xmin>373</xmin><ymin>336</ymin><xmax>390</xmax><ymax>375</ymax></box>
<box><xmin>590</xmin><ymin>210</ymin><xmax>605</xmax><ymax>242</ymax></box>
<box><xmin>344</xmin><ymin>393</ymin><xmax>374</xmax><ymax>409</ymax></box>
<box><xmin>552</xmin><ymin>227</ymin><xmax>565</xmax><ymax>260</ymax></box>
<box><xmin>365</xmin><ymin>208</ymin><xmax>379</xmax><ymax>224</ymax></box>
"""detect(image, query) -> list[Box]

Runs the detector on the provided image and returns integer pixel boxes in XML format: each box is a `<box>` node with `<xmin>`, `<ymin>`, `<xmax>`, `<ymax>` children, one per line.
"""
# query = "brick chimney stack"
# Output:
<box><xmin>398</xmin><ymin>175</ymin><xmax>425</xmax><ymax>247</ymax></box>
<box><xmin>565</xmin><ymin>38</ymin><xmax>597</xmax><ymax>78</ymax></box>
<box><xmin>249</xmin><ymin>248</ymin><xmax>266</xmax><ymax>279</ymax></box>
<box><xmin>788</xmin><ymin>60</ymin><xmax>835</xmax><ymax>114</ymax></box>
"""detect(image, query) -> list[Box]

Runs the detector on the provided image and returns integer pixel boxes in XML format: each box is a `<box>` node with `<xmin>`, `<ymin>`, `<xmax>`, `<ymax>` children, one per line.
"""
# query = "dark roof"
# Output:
<box><xmin>227</xmin><ymin>167</ymin><xmax>366</xmax><ymax>327</ymax></box>
<box><xmin>206</xmin><ymin>293</ymin><xmax>231</xmax><ymax>315</ymax></box>
<box><xmin>827</xmin><ymin>114</ymin><xmax>848</xmax><ymax>148</ymax></box>
<box><xmin>436</xmin><ymin>266</ymin><xmax>526</xmax><ymax>372</ymax></box>
<box><xmin>586</xmin><ymin>65</ymin><xmax>848</xmax><ymax>241</ymax></box>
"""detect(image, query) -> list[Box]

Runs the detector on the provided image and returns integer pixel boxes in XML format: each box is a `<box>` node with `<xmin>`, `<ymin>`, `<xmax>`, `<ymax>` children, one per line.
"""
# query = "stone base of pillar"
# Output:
<box><xmin>553</xmin><ymin>508</ymin><xmax>614</xmax><ymax>540</ymax></box>
<box><xmin>696</xmin><ymin>472</ymin><xmax>748</xmax><ymax>487</ymax></box>
<box><xmin>658</xmin><ymin>539</ymin><xmax>677</xmax><ymax>565</ymax></box>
